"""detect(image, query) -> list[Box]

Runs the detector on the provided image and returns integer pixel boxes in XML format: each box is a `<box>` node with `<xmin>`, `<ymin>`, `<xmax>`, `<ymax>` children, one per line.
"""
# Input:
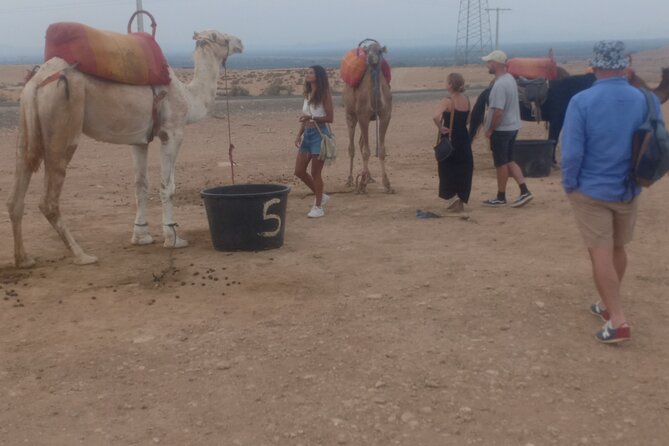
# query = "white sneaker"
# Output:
<box><xmin>444</xmin><ymin>196</ymin><xmax>460</xmax><ymax>210</ymax></box>
<box><xmin>313</xmin><ymin>193</ymin><xmax>330</xmax><ymax>207</ymax></box>
<box><xmin>307</xmin><ymin>205</ymin><xmax>325</xmax><ymax>218</ymax></box>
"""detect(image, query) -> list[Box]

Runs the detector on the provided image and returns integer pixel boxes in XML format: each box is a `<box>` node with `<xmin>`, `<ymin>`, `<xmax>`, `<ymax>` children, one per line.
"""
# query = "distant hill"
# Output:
<box><xmin>0</xmin><ymin>44</ymin><xmax>42</xmax><ymax>64</ymax></box>
<box><xmin>2</xmin><ymin>38</ymin><xmax>668</xmax><ymax>70</ymax></box>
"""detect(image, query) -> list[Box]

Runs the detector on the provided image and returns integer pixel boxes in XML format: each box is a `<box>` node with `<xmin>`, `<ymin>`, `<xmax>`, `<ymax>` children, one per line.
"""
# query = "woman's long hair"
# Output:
<box><xmin>304</xmin><ymin>65</ymin><xmax>330</xmax><ymax>106</ymax></box>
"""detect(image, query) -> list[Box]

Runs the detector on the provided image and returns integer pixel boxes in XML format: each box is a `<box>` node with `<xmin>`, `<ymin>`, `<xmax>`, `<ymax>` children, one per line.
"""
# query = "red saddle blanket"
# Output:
<box><xmin>340</xmin><ymin>48</ymin><xmax>391</xmax><ymax>88</ymax></box>
<box><xmin>44</xmin><ymin>22</ymin><xmax>171</xmax><ymax>86</ymax></box>
<box><xmin>507</xmin><ymin>57</ymin><xmax>558</xmax><ymax>80</ymax></box>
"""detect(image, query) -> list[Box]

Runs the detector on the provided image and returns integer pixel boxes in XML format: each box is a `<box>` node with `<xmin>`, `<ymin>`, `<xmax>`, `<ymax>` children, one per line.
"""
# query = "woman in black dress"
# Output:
<box><xmin>432</xmin><ymin>72</ymin><xmax>474</xmax><ymax>214</ymax></box>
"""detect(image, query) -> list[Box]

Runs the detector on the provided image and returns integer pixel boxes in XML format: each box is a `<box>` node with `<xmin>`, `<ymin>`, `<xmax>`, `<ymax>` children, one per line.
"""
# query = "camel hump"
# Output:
<box><xmin>340</xmin><ymin>48</ymin><xmax>391</xmax><ymax>88</ymax></box>
<box><xmin>44</xmin><ymin>22</ymin><xmax>171</xmax><ymax>86</ymax></box>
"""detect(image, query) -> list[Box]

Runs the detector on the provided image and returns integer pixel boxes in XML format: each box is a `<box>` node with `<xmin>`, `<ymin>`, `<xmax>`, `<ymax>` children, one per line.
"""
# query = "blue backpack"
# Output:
<box><xmin>632</xmin><ymin>89</ymin><xmax>669</xmax><ymax>187</ymax></box>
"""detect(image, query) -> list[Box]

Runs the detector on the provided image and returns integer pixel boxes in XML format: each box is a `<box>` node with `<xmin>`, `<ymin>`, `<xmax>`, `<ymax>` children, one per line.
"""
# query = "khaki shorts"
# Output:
<box><xmin>567</xmin><ymin>192</ymin><xmax>639</xmax><ymax>248</ymax></box>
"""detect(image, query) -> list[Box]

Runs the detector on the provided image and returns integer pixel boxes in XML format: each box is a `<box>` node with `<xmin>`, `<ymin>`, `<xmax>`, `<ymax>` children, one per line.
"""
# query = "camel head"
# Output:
<box><xmin>657</xmin><ymin>67</ymin><xmax>669</xmax><ymax>104</ymax></box>
<box><xmin>365</xmin><ymin>42</ymin><xmax>387</xmax><ymax>67</ymax></box>
<box><xmin>192</xmin><ymin>30</ymin><xmax>244</xmax><ymax>64</ymax></box>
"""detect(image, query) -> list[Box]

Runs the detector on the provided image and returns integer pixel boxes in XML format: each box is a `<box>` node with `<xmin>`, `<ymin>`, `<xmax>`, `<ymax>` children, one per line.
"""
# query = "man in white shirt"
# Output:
<box><xmin>481</xmin><ymin>50</ymin><xmax>533</xmax><ymax>208</ymax></box>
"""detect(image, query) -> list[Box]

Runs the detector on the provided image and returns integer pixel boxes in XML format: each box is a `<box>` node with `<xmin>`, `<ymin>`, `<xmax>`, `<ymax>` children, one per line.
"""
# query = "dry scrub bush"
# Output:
<box><xmin>230</xmin><ymin>85</ymin><xmax>250</xmax><ymax>96</ymax></box>
<box><xmin>261</xmin><ymin>79</ymin><xmax>294</xmax><ymax>96</ymax></box>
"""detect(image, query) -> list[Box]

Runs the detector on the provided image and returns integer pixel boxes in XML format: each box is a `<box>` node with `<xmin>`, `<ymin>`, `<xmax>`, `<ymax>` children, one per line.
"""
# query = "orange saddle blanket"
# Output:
<box><xmin>507</xmin><ymin>57</ymin><xmax>558</xmax><ymax>80</ymax></box>
<box><xmin>340</xmin><ymin>48</ymin><xmax>391</xmax><ymax>88</ymax></box>
<box><xmin>44</xmin><ymin>22</ymin><xmax>171</xmax><ymax>86</ymax></box>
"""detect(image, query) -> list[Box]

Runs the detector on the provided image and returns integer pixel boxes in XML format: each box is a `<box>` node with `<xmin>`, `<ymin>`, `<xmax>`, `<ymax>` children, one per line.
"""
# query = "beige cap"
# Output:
<box><xmin>482</xmin><ymin>50</ymin><xmax>508</xmax><ymax>64</ymax></box>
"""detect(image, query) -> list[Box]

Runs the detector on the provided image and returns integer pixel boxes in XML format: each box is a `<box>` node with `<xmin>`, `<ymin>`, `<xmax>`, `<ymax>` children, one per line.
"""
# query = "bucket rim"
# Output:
<box><xmin>200</xmin><ymin>183</ymin><xmax>292</xmax><ymax>198</ymax></box>
<box><xmin>514</xmin><ymin>139</ymin><xmax>557</xmax><ymax>144</ymax></box>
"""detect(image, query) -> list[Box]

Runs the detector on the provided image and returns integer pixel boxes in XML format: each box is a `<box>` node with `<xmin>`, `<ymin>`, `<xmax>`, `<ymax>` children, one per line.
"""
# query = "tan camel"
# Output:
<box><xmin>7</xmin><ymin>30</ymin><xmax>243</xmax><ymax>267</ymax></box>
<box><xmin>655</xmin><ymin>67</ymin><xmax>669</xmax><ymax>103</ymax></box>
<box><xmin>343</xmin><ymin>41</ymin><xmax>393</xmax><ymax>193</ymax></box>
<box><xmin>629</xmin><ymin>67</ymin><xmax>669</xmax><ymax>103</ymax></box>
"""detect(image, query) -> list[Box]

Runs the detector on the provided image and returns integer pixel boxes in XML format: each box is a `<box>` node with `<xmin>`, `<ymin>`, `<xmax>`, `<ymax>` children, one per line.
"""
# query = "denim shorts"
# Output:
<box><xmin>299</xmin><ymin>126</ymin><xmax>330</xmax><ymax>155</ymax></box>
<box><xmin>490</xmin><ymin>130</ymin><xmax>518</xmax><ymax>167</ymax></box>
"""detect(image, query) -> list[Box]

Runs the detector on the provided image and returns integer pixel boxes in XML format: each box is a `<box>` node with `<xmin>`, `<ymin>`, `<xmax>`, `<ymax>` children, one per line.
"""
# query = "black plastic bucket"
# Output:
<box><xmin>513</xmin><ymin>139</ymin><xmax>556</xmax><ymax>177</ymax></box>
<box><xmin>201</xmin><ymin>184</ymin><xmax>291</xmax><ymax>251</ymax></box>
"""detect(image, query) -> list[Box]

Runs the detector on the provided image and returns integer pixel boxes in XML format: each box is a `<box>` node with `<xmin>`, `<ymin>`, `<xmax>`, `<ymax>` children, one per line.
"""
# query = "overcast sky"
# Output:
<box><xmin>1</xmin><ymin>0</ymin><xmax>668</xmax><ymax>51</ymax></box>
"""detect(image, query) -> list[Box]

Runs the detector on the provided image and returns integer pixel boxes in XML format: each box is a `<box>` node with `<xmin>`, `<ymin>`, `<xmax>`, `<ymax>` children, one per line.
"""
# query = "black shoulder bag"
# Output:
<box><xmin>434</xmin><ymin>107</ymin><xmax>456</xmax><ymax>162</ymax></box>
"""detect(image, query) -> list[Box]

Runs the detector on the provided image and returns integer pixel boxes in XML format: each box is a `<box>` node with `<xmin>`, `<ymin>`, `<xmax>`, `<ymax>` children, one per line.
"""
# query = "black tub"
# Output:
<box><xmin>513</xmin><ymin>139</ymin><xmax>556</xmax><ymax>178</ymax></box>
<box><xmin>201</xmin><ymin>184</ymin><xmax>291</xmax><ymax>251</ymax></box>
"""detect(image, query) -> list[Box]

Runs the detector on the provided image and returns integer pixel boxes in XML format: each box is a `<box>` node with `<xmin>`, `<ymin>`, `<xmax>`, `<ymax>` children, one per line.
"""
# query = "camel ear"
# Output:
<box><xmin>211</xmin><ymin>33</ymin><xmax>217</xmax><ymax>42</ymax></box>
<box><xmin>193</xmin><ymin>32</ymin><xmax>199</xmax><ymax>40</ymax></box>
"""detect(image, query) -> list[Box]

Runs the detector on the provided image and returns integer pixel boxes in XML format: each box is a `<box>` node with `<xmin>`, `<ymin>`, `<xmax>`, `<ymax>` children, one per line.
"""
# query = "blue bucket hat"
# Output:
<box><xmin>590</xmin><ymin>40</ymin><xmax>629</xmax><ymax>70</ymax></box>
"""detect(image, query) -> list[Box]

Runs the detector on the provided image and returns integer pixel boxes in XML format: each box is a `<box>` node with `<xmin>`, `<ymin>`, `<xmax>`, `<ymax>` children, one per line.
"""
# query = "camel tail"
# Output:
<box><xmin>19</xmin><ymin>82</ymin><xmax>45</xmax><ymax>173</ymax></box>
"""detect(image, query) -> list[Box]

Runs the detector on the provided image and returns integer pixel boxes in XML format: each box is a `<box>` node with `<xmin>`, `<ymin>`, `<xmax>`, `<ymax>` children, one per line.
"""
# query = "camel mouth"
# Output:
<box><xmin>230</xmin><ymin>40</ymin><xmax>244</xmax><ymax>55</ymax></box>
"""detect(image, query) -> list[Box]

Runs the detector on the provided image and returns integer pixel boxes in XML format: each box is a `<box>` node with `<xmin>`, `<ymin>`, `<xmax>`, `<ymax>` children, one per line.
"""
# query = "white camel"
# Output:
<box><xmin>7</xmin><ymin>30</ymin><xmax>243</xmax><ymax>267</ymax></box>
<box><xmin>342</xmin><ymin>41</ymin><xmax>393</xmax><ymax>193</ymax></box>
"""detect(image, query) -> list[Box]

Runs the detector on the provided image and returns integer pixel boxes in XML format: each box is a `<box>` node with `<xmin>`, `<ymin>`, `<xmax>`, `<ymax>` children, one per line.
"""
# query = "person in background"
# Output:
<box><xmin>561</xmin><ymin>40</ymin><xmax>663</xmax><ymax>343</ymax></box>
<box><xmin>481</xmin><ymin>50</ymin><xmax>533</xmax><ymax>208</ymax></box>
<box><xmin>432</xmin><ymin>72</ymin><xmax>473</xmax><ymax>215</ymax></box>
<box><xmin>294</xmin><ymin>65</ymin><xmax>333</xmax><ymax>218</ymax></box>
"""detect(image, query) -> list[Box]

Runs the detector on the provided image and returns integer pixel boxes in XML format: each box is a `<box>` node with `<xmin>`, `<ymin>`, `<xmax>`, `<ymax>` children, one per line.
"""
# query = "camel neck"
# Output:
<box><xmin>186</xmin><ymin>47</ymin><xmax>221</xmax><ymax>115</ymax></box>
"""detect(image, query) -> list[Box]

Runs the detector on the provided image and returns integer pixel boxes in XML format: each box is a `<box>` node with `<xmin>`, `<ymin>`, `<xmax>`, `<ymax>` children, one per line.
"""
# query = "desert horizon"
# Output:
<box><xmin>1</xmin><ymin>44</ymin><xmax>668</xmax><ymax>103</ymax></box>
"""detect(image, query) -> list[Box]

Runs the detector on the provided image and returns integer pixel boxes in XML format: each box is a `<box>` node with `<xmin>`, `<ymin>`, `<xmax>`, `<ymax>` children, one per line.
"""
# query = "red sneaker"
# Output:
<box><xmin>590</xmin><ymin>302</ymin><xmax>610</xmax><ymax>321</ymax></box>
<box><xmin>595</xmin><ymin>321</ymin><xmax>631</xmax><ymax>344</ymax></box>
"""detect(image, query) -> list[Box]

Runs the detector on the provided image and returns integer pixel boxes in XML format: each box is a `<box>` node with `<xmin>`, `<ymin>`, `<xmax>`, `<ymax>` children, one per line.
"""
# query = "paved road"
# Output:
<box><xmin>0</xmin><ymin>102</ymin><xmax>20</xmax><ymax>130</ymax></box>
<box><xmin>0</xmin><ymin>88</ymin><xmax>484</xmax><ymax>130</ymax></box>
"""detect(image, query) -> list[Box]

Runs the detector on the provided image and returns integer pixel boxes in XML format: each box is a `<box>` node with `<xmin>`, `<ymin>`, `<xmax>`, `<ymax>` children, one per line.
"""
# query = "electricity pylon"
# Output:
<box><xmin>455</xmin><ymin>0</ymin><xmax>493</xmax><ymax>65</ymax></box>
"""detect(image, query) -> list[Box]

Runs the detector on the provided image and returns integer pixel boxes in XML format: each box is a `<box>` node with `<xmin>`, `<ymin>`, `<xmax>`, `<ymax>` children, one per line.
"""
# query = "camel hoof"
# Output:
<box><xmin>74</xmin><ymin>254</ymin><xmax>98</xmax><ymax>265</ymax></box>
<box><xmin>385</xmin><ymin>188</ymin><xmax>395</xmax><ymax>194</ymax></box>
<box><xmin>164</xmin><ymin>238</ymin><xmax>188</xmax><ymax>249</ymax></box>
<box><xmin>346</xmin><ymin>178</ymin><xmax>354</xmax><ymax>188</ymax></box>
<box><xmin>16</xmin><ymin>257</ymin><xmax>36</xmax><ymax>269</ymax></box>
<box><xmin>131</xmin><ymin>233</ymin><xmax>154</xmax><ymax>245</ymax></box>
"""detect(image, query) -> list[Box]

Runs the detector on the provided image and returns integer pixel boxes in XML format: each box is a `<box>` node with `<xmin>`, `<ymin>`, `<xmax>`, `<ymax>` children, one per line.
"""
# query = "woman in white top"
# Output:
<box><xmin>294</xmin><ymin>65</ymin><xmax>334</xmax><ymax>218</ymax></box>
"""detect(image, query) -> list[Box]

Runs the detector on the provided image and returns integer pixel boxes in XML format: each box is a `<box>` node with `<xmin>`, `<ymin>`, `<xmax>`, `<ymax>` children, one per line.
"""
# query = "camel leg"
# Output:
<box><xmin>159</xmin><ymin>131</ymin><xmax>188</xmax><ymax>248</ymax></box>
<box><xmin>356</xmin><ymin>120</ymin><xmax>372</xmax><ymax>194</ymax></box>
<box><xmin>346</xmin><ymin>112</ymin><xmax>357</xmax><ymax>187</ymax></box>
<box><xmin>7</xmin><ymin>154</ymin><xmax>36</xmax><ymax>268</ymax></box>
<box><xmin>40</xmin><ymin>144</ymin><xmax>97</xmax><ymax>265</ymax></box>
<box><xmin>130</xmin><ymin>144</ymin><xmax>154</xmax><ymax>245</ymax></box>
<box><xmin>33</xmin><ymin>75</ymin><xmax>97</xmax><ymax>265</ymax></box>
<box><xmin>378</xmin><ymin>115</ymin><xmax>394</xmax><ymax>194</ymax></box>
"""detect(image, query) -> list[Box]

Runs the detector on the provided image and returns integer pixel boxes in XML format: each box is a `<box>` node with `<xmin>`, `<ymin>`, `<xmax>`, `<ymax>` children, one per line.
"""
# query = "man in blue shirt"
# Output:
<box><xmin>561</xmin><ymin>40</ymin><xmax>663</xmax><ymax>344</ymax></box>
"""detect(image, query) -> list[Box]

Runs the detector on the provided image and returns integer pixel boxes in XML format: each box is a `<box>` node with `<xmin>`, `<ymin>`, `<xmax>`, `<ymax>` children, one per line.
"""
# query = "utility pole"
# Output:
<box><xmin>135</xmin><ymin>0</ymin><xmax>144</xmax><ymax>32</ymax></box>
<box><xmin>486</xmin><ymin>7</ymin><xmax>511</xmax><ymax>49</ymax></box>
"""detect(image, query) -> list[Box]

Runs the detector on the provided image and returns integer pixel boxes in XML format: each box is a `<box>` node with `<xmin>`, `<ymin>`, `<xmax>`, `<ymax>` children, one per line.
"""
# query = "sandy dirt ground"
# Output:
<box><xmin>1</xmin><ymin>51</ymin><xmax>669</xmax><ymax>446</ymax></box>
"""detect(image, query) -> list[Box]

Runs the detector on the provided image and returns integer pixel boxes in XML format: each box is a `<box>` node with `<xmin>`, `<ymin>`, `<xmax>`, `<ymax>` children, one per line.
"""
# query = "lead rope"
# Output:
<box><xmin>223</xmin><ymin>63</ymin><xmax>236</xmax><ymax>184</ymax></box>
<box><xmin>372</xmin><ymin>63</ymin><xmax>381</xmax><ymax>158</ymax></box>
